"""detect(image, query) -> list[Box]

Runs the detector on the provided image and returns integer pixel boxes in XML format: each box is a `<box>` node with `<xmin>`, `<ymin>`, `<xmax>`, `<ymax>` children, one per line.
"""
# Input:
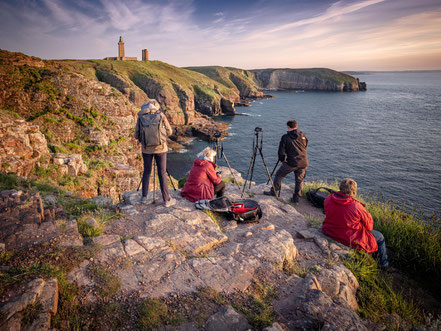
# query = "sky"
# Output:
<box><xmin>0</xmin><ymin>0</ymin><xmax>440</xmax><ymax>70</ymax></box>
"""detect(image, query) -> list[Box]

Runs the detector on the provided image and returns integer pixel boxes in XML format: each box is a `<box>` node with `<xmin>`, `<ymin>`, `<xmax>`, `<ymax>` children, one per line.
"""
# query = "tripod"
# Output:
<box><xmin>241</xmin><ymin>128</ymin><xmax>278</xmax><ymax>198</ymax></box>
<box><xmin>214</xmin><ymin>134</ymin><xmax>242</xmax><ymax>191</ymax></box>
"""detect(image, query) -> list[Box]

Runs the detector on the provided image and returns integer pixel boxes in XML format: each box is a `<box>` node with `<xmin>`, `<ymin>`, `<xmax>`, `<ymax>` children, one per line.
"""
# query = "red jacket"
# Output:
<box><xmin>180</xmin><ymin>158</ymin><xmax>222</xmax><ymax>202</ymax></box>
<box><xmin>322</xmin><ymin>192</ymin><xmax>378</xmax><ymax>253</ymax></box>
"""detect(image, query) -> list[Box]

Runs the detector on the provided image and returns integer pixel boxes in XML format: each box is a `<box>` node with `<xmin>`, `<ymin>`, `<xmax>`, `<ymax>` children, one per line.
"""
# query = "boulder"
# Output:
<box><xmin>52</xmin><ymin>153</ymin><xmax>87</xmax><ymax>176</ymax></box>
<box><xmin>0</xmin><ymin>118</ymin><xmax>50</xmax><ymax>177</ymax></box>
<box><xmin>204</xmin><ymin>305</ymin><xmax>251</xmax><ymax>331</ymax></box>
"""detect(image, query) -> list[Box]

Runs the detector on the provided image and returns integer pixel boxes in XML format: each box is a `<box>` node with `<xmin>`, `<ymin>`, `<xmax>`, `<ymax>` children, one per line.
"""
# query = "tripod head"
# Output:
<box><xmin>253</xmin><ymin>127</ymin><xmax>264</xmax><ymax>150</ymax></box>
<box><xmin>213</xmin><ymin>132</ymin><xmax>223</xmax><ymax>164</ymax></box>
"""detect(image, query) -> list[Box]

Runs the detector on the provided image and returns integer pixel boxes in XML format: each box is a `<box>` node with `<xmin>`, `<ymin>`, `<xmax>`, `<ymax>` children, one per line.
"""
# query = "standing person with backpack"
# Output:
<box><xmin>134</xmin><ymin>101</ymin><xmax>176</xmax><ymax>207</ymax></box>
<box><xmin>264</xmin><ymin>120</ymin><xmax>308</xmax><ymax>203</ymax></box>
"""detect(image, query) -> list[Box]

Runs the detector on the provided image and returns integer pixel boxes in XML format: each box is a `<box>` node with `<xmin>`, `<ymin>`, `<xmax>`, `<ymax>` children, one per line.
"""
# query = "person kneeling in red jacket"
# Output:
<box><xmin>322</xmin><ymin>178</ymin><xmax>389</xmax><ymax>268</ymax></box>
<box><xmin>180</xmin><ymin>147</ymin><xmax>225</xmax><ymax>202</ymax></box>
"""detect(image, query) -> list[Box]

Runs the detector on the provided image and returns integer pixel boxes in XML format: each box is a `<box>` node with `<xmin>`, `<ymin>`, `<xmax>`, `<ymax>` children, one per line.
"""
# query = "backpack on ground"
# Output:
<box><xmin>306</xmin><ymin>187</ymin><xmax>336</xmax><ymax>209</ymax></box>
<box><xmin>195</xmin><ymin>196</ymin><xmax>263</xmax><ymax>223</ymax></box>
<box><xmin>138</xmin><ymin>111</ymin><xmax>167</xmax><ymax>147</ymax></box>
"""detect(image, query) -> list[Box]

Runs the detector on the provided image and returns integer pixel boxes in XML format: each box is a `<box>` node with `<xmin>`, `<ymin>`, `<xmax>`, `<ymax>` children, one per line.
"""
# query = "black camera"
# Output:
<box><xmin>254</xmin><ymin>127</ymin><xmax>263</xmax><ymax>132</ymax></box>
<box><xmin>214</xmin><ymin>132</ymin><xmax>222</xmax><ymax>138</ymax></box>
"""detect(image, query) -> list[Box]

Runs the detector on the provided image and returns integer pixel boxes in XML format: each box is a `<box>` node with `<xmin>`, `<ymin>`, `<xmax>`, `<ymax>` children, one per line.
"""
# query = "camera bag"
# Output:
<box><xmin>306</xmin><ymin>187</ymin><xmax>336</xmax><ymax>209</ymax></box>
<box><xmin>195</xmin><ymin>196</ymin><xmax>262</xmax><ymax>223</ymax></box>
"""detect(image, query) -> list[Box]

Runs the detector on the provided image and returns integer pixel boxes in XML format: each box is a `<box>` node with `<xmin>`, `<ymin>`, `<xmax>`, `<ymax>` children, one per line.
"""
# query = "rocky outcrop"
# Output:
<box><xmin>0</xmin><ymin>190</ymin><xmax>82</xmax><ymax>250</ymax></box>
<box><xmin>0</xmin><ymin>117</ymin><xmax>49</xmax><ymax>177</ymax></box>
<box><xmin>0</xmin><ymin>278</ymin><xmax>59</xmax><ymax>330</ymax></box>
<box><xmin>0</xmin><ymin>49</ymin><xmax>44</xmax><ymax>68</ymax></box>
<box><xmin>252</xmin><ymin>68</ymin><xmax>362</xmax><ymax>91</ymax></box>
<box><xmin>52</xmin><ymin>153</ymin><xmax>88</xmax><ymax>176</ymax></box>
<box><xmin>228</xmin><ymin>71</ymin><xmax>264</xmax><ymax>98</ymax></box>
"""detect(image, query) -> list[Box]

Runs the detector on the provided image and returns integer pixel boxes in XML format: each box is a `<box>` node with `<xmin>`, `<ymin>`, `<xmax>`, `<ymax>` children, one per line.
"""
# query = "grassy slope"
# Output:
<box><xmin>58</xmin><ymin>59</ymin><xmax>236</xmax><ymax>100</ymax></box>
<box><xmin>185</xmin><ymin>66</ymin><xmax>262</xmax><ymax>96</ymax></box>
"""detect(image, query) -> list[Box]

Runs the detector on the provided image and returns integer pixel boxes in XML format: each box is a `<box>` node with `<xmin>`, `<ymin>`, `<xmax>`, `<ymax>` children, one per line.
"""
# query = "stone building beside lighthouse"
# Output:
<box><xmin>105</xmin><ymin>36</ymin><xmax>145</xmax><ymax>61</ymax></box>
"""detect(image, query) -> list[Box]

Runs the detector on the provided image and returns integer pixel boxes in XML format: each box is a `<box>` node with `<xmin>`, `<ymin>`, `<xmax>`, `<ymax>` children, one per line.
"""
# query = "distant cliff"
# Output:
<box><xmin>187</xmin><ymin>67</ymin><xmax>366</xmax><ymax>94</ymax></box>
<box><xmin>251</xmin><ymin>68</ymin><xmax>365</xmax><ymax>91</ymax></box>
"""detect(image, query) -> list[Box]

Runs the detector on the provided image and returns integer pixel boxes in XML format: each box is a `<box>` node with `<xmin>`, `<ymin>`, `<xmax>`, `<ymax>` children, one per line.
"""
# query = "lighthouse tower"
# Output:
<box><xmin>118</xmin><ymin>36</ymin><xmax>125</xmax><ymax>59</ymax></box>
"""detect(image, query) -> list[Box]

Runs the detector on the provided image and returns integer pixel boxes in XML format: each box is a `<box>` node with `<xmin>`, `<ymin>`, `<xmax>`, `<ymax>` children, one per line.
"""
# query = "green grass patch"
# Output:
<box><xmin>137</xmin><ymin>299</ymin><xmax>168</xmax><ymax>330</ymax></box>
<box><xmin>21</xmin><ymin>301</ymin><xmax>43</xmax><ymax>326</ymax></box>
<box><xmin>233</xmin><ymin>281</ymin><xmax>278</xmax><ymax>329</ymax></box>
<box><xmin>63</xmin><ymin>199</ymin><xmax>99</xmax><ymax>217</ymax></box>
<box><xmin>77</xmin><ymin>220</ymin><xmax>102</xmax><ymax>239</ymax></box>
<box><xmin>365</xmin><ymin>199</ymin><xmax>441</xmax><ymax>295</ymax></box>
<box><xmin>0</xmin><ymin>172</ymin><xmax>19</xmax><ymax>190</ymax></box>
<box><xmin>89</xmin><ymin>264</ymin><xmax>121</xmax><ymax>298</ymax></box>
<box><xmin>282</xmin><ymin>259</ymin><xmax>310</xmax><ymax>278</ymax></box>
<box><xmin>343</xmin><ymin>250</ymin><xmax>423</xmax><ymax>328</ymax></box>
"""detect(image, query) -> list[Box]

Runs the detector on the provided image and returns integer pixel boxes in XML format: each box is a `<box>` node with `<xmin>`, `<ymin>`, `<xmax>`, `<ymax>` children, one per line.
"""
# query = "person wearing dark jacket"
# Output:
<box><xmin>264</xmin><ymin>120</ymin><xmax>308</xmax><ymax>203</ymax></box>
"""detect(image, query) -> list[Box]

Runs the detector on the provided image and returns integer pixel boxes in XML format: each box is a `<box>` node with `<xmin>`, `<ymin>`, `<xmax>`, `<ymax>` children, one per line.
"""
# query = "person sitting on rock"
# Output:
<box><xmin>180</xmin><ymin>147</ymin><xmax>225</xmax><ymax>202</ymax></box>
<box><xmin>321</xmin><ymin>178</ymin><xmax>389</xmax><ymax>269</ymax></box>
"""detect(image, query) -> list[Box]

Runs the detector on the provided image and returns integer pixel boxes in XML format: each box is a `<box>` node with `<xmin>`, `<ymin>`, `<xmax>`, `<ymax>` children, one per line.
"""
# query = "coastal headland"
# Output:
<box><xmin>0</xmin><ymin>49</ymin><xmax>366</xmax><ymax>201</ymax></box>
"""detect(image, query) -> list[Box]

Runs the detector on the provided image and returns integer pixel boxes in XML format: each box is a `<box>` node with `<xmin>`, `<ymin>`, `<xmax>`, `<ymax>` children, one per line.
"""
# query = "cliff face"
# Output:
<box><xmin>185</xmin><ymin>66</ymin><xmax>264</xmax><ymax>100</ymax></box>
<box><xmin>0</xmin><ymin>50</ymin><xmax>236</xmax><ymax>200</ymax></box>
<box><xmin>251</xmin><ymin>68</ymin><xmax>362</xmax><ymax>91</ymax></box>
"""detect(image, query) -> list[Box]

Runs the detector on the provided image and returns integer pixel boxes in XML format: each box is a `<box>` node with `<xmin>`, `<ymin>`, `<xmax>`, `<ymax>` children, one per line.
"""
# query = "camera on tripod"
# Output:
<box><xmin>254</xmin><ymin>127</ymin><xmax>263</xmax><ymax>133</ymax></box>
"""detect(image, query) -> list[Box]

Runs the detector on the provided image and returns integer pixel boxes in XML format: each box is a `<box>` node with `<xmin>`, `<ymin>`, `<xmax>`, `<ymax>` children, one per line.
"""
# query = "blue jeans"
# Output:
<box><xmin>371</xmin><ymin>230</ymin><xmax>389</xmax><ymax>268</ymax></box>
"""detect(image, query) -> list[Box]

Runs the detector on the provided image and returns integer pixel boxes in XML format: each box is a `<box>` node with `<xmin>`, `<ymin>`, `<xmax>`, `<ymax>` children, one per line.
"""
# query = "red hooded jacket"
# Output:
<box><xmin>180</xmin><ymin>158</ymin><xmax>222</xmax><ymax>202</ymax></box>
<box><xmin>322</xmin><ymin>192</ymin><xmax>378</xmax><ymax>253</ymax></box>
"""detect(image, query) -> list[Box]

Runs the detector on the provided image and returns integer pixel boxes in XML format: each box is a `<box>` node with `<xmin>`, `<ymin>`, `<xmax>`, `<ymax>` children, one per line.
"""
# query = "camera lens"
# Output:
<box><xmin>254</xmin><ymin>127</ymin><xmax>262</xmax><ymax>132</ymax></box>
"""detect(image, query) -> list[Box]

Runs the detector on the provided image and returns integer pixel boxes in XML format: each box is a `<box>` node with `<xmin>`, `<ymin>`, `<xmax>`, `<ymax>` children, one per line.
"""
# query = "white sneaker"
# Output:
<box><xmin>164</xmin><ymin>198</ymin><xmax>176</xmax><ymax>207</ymax></box>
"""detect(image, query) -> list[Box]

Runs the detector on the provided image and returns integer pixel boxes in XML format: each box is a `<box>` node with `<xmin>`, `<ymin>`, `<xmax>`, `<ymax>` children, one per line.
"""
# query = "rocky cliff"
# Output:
<box><xmin>187</xmin><ymin>67</ymin><xmax>366</xmax><ymax>93</ymax></box>
<box><xmin>0</xmin><ymin>50</ymin><xmax>237</xmax><ymax>201</ymax></box>
<box><xmin>251</xmin><ymin>68</ymin><xmax>364</xmax><ymax>91</ymax></box>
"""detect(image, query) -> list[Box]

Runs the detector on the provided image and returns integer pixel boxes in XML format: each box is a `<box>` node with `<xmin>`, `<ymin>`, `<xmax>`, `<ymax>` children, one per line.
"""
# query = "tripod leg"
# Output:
<box><xmin>152</xmin><ymin>157</ymin><xmax>156</xmax><ymax>204</ymax></box>
<box><xmin>241</xmin><ymin>147</ymin><xmax>257</xmax><ymax>198</ymax></box>
<box><xmin>259</xmin><ymin>148</ymin><xmax>279</xmax><ymax>198</ymax></box>
<box><xmin>266</xmin><ymin>160</ymin><xmax>279</xmax><ymax>185</ymax></box>
<box><xmin>221</xmin><ymin>151</ymin><xmax>241</xmax><ymax>191</ymax></box>
<box><xmin>137</xmin><ymin>177</ymin><xmax>142</xmax><ymax>191</ymax></box>
<box><xmin>167</xmin><ymin>169</ymin><xmax>177</xmax><ymax>191</ymax></box>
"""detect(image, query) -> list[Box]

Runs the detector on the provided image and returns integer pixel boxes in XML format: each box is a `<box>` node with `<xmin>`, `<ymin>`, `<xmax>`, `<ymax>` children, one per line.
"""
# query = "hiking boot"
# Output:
<box><xmin>291</xmin><ymin>195</ymin><xmax>300</xmax><ymax>203</ymax></box>
<box><xmin>140</xmin><ymin>196</ymin><xmax>148</xmax><ymax>204</ymax></box>
<box><xmin>164</xmin><ymin>198</ymin><xmax>176</xmax><ymax>207</ymax></box>
<box><xmin>263</xmin><ymin>190</ymin><xmax>276</xmax><ymax>196</ymax></box>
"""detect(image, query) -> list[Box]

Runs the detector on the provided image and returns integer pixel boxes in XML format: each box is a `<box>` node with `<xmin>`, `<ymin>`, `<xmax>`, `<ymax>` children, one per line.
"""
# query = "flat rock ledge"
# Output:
<box><xmin>0</xmin><ymin>176</ymin><xmax>379</xmax><ymax>330</ymax></box>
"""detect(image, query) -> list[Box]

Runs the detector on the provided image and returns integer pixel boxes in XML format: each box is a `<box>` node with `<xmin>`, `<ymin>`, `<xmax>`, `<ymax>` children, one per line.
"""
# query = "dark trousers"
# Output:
<box><xmin>371</xmin><ymin>230</ymin><xmax>389</xmax><ymax>268</ymax></box>
<box><xmin>272</xmin><ymin>162</ymin><xmax>307</xmax><ymax>197</ymax></box>
<box><xmin>214</xmin><ymin>181</ymin><xmax>226</xmax><ymax>198</ymax></box>
<box><xmin>142</xmin><ymin>153</ymin><xmax>170</xmax><ymax>202</ymax></box>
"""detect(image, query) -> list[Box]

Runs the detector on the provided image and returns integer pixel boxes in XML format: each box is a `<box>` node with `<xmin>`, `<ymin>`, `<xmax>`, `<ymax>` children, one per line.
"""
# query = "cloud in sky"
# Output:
<box><xmin>0</xmin><ymin>0</ymin><xmax>440</xmax><ymax>70</ymax></box>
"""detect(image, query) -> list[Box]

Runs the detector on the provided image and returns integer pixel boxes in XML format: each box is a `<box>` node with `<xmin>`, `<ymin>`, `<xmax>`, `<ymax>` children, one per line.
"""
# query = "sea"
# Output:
<box><xmin>168</xmin><ymin>71</ymin><xmax>441</xmax><ymax>216</ymax></box>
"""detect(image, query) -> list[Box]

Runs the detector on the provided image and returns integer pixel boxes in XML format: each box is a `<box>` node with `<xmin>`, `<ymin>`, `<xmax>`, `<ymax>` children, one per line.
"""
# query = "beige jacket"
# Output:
<box><xmin>134</xmin><ymin>109</ymin><xmax>173</xmax><ymax>154</ymax></box>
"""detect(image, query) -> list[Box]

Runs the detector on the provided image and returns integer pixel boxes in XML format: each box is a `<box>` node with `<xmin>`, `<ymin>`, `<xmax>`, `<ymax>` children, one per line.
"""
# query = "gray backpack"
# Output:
<box><xmin>138</xmin><ymin>111</ymin><xmax>167</xmax><ymax>147</ymax></box>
